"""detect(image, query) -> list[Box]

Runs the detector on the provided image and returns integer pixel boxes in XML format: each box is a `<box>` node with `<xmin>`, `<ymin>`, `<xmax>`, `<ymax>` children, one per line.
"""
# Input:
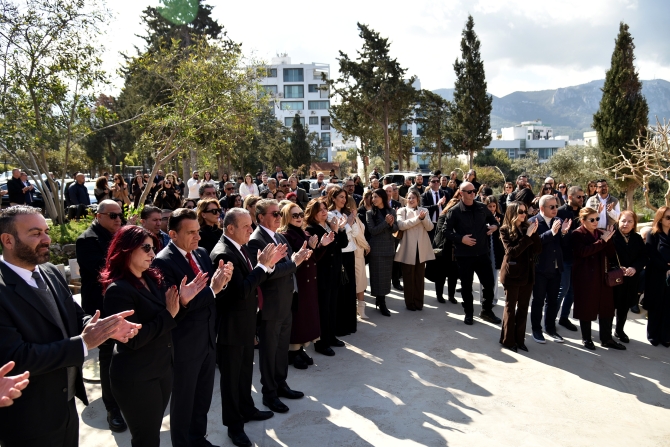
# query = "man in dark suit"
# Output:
<box><xmin>247</xmin><ymin>200</ymin><xmax>310</xmax><ymax>415</ymax></box>
<box><xmin>528</xmin><ymin>195</ymin><xmax>573</xmax><ymax>345</ymax></box>
<box><xmin>288</xmin><ymin>176</ymin><xmax>310</xmax><ymax>208</ymax></box>
<box><xmin>556</xmin><ymin>186</ymin><xmax>584</xmax><ymax>332</ymax></box>
<box><xmin>270</xmin><ymin>165</ymin><xmax>288</xmax><ymax>181</ymax></box>
<box><xmin>152</xmin><ymin>208</ymin><xmax>232</xmax><ymax>447</ymax></box>
<box><xmin>75</xmin><ymin>199</ymin><xmax>126</xmax><ymax>432</ymax></box>
<box><xmin>422</xmin><ymin>175</ymin><xmax>449</xmax><ymax>242</ymax></box>
<box><xmin>7</xmin><ymin>169</ymin><xmax>27</xmax><ymax>206</ymax></box>
<box><xmin>211</xmin><ymin>208</ymin><xmax>286</xmax><ymax>447</ymax></box>
<box><xmin>0</xmin><ymin>205</ymin><xmax>140</xmax><ymax>447</ymax></box>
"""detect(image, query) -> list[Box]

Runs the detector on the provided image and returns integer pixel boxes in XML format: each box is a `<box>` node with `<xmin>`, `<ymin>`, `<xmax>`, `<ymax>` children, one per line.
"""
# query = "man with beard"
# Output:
<box><xmin>0</xmin><ymin>206</ymin><xmax>140</xmax><ymax>447</ymax></box>
<box><xmin>75</xmin><ymin>200</ymin><xmax>127</xmax><ymax>433</ymax></box>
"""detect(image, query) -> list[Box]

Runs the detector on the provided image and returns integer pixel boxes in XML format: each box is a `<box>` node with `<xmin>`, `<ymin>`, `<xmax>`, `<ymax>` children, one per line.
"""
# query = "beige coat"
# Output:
<box><xmin>394</xmin><ymin>206</ymin><xmax>435</xmax><ymax>264</ymax></box>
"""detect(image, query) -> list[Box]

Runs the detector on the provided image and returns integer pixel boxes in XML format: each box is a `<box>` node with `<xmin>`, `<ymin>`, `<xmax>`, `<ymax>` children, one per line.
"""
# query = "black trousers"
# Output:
<box><xmin>170</xmin><ymin>347</ymin><xmax>216</xmax><ymax>447</ymax></box>
<box><xmin>2</xmin><ymin>399</ymin><xmax>78</xmax><ymax>447</ymax></box>
<box><xmin>392</xmin><ymin>261</ymin><xmax>402</xmax><ymax>285</ymax></box>
<box><xmin>258</xmin><ymin>312</ymin><xmax>292</xmax><ymax>399</ymax></box>
<box><xmin>435</xmin><ymin>261</ymin><xmax>459</xmax><ymax>300</ymax></box>
<box><xmin>455</xmin><ymin>254</ymin><xmax>495</xmax><ymax>316</ymax></box>
<box><xmin>316</xmin><ymin>282</ymin><xmax>339</xmax><ymax>347</ymax></box>
<box><xmin>218</xmin><ymin>344</ymin><xmax>256</xmax><ymax>431</ymax></box>
<box><xmin>531</xmin><ymin>269</ymin><xmax>561</xmax><ymax>333</ymax></box>
<box><xmin>98</xmin><ymin>340</ymin><xmax>118</xmax><ymax>412</ymax></box>
<box><xmin>615</xmin><ymin>304</ymin><xmax>630</xmax><ymax>334</ymax></box>
<box><xmin>112</xmin><ymin>373</ymin><xmax>172</xmax><ymax>447</ymax></box>
<box><xmin>580</xmin><ymin>318</ymin><xmax>613</xmax><ymax>342</ymax></box>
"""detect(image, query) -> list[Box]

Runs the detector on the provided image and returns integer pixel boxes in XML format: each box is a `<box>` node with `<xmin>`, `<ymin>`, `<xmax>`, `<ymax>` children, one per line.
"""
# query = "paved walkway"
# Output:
<box><xmin>78</xmin><ymin>280</ymin><xmax>670</xmax><ymax>447</ymax></box>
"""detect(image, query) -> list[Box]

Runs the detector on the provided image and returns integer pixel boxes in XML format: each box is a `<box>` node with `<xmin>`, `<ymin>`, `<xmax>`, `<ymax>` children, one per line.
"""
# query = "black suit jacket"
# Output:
<box><xmin>528</xmin><ymin>214</ymin><xmax>570</xmax><ymax>274</ymax></box>
<box><xmin>210</xmin><ymin>236</ymin><xmax>267</xmax><ymax>346</ymax></box>
<box><xmin>247</xmin><ymin>227</ymin><xmax>297</xmax><ymax>321</ymax></box>
<box><xmin>7</xmin><ymin>177</ymin><xmax>25</xmax><ymax>204</ymax></box>
<box><xmin>152</xmin><ymin>242</ymin><xmax>216</xmax><ymax>362</ymax></box>
<box><xmin>422</xmin><ymin>189</ymin><xmax>449</xmax><ymax>222</ymax></box>
<box><xmin>0</xmin><ymin>262</ymin><xmax>91</xmax><ymax>442</ymax></box>
<box><xmin>76</xmin><ymin>222</ymin><xmax>113</xmax><ymax>315</ymax></box>
<box><xmin>103</xmin><ymin>277</ymin><xmax>176</xmax><ymax>381</ymax></box>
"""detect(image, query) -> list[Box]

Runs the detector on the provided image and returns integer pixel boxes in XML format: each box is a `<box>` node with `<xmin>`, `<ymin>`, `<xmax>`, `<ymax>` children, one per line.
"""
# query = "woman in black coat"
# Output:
<box><xmin>482</xmin><ymin>196</ymin><xmax>504</xmax><ymax>305</ymax></box>
<box><xmin>645</xmin><ymin>206</ymin><xmax>670</xmax><ymax>347</ymax></box>
<box><xmin>366</xmin><ymin>188</ymin><xmax>398</xmax><ymax>317</ymax></box>
<box><xmin>152</xmin><ymin>180</ymin><xmax>182</xmax><ymax>211</ymax></box>
<box><xmin>304</xmin><ymin>198</ymin><xmax>349</xmax><ymax>356</ymax></box>
<box><xmin>610</xmin><ymin>211</ymin><xmax>647</xmax><ymax>343</ymax></box>
<box><xmin>101</xmin><ymin>226</ymin><xmax>206</xmax><ymax>447</ymax></box>
<box><xmin>426</xmin><ymin>194</ymin><xmax>460</xmax><ymax>304</ymax></box>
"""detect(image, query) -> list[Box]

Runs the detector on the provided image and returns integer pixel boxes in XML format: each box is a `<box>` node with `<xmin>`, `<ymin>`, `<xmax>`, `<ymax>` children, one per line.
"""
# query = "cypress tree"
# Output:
<box><xmin>592</xmin><ymin>22</ymin><xmax>648</xmax><ymax>210</ymax></box>
<box><xmin>290</xmin><ymin>114</ymin><xmax>311</xmax><ymax>172</ymax></box>
<box><xmin>449</xmin><ymin>15</ymin><xmax>493</xmax><ymax>168</ymax></box>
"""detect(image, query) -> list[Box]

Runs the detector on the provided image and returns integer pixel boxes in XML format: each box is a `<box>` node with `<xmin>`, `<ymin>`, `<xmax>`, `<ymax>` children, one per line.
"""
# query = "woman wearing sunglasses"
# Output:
<box><xmin>196</xmin><ymin>198</ymin><xmax>223</xmax><ymax>254</ymax></box>
<box><xmin>571</xmin><ymin>207</ymin><xmax>624</xmax><ymax>350</ymax></box>
<box><xmin>645</xmin><ymin>206</ymin><xmax>670</xmax><ymax>347</ymax></box>
<box><xmin>279</xmin><ymin>203</ymin><xmax>334</xmax><ymax>368</ymax></box>
<box><xmin>499</xmin><ymin>201</ymin><xmax>542</xmax><ymax>352</ymax></box>
<box><xmin>152</xmin><ymin>178</ymin><xmax>181</xmax><ymax>211</ymax></box>
<box><xmin>101</xmin><ymin>225</ymin><xmax>208</xmax><ymax>447</ymax></box>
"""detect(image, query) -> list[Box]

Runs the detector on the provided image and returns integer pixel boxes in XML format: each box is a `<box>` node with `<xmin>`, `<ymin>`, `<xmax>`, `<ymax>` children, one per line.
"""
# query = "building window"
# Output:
<box><xmin>261</xmin><ymin>85</ymin><xmax>277</xmax><ymax>96</ymax></box>
<box><xmin>283</xmin><ymin>68</ymin><xmax>304</xmax><ymax>82</ymax></box>
<box><xmin>309</xmin><ymin>116</ymin><xmax>318</xmax><ymax>125</ymax></box>
<box><xmin>280</xmin><ymin>101</ymin><xmax>304</xmax><ymax>110</ymax></box>
<box><xmin>321</xmin><ymin>132</ymin><xmax>331</xmax><ymax>147</ymax></box>
<box><xmin>283</xmin><ymin>85</ymin><xmax>304</xmax><ymax>99</ymax></box>
<box><xmin>308</xmin><ymin>100</ymin><xmax>329</xmax><ymax>110</ymax></box>
<box><xmin>285</xmin><ymin>117</ymin><xmax>305</xmax><ymax>127</ymax></box>
<box><xmin>267</xmin><ymin>68</ymin><xmax>277</xmax><ymax>77</ymax></box>
<box><xmin>308</xmin><ymin>84</ymin><xmax>319</xmax><ymax>93</ymax></box>
<box><xmin>320</xmin><ymin>116</ymin><xmax>330</xmax><ymax>130</ymax></box>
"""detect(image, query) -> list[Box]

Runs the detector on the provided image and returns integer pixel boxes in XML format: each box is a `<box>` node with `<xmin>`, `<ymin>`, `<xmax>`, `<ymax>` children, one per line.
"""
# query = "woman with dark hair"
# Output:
<box><xmin>202</xmin><ymin>171</ymin><xmax>216</xmax><ymax>187</ymax></box>
<box><xmin>183</xmin><ymin>199</ymin><xmax>197</xmax><ymax>210</ymax></box>
<box><xmin>395</xmin><ymin>189</ymin><xmax>434</xmax><ymax>311</ymax></box>
<box><xmin>645</xmin><ymin>206</ymin><xmax>670</xmax><ymax>347</ymax></box>
<box><xmin>366</xmin><ymin>188</ymin><xmax>398</xmax><ymax>317</ymax></box>
<box><xmin>353</xmin><ymin>175</ymin><xmax>364</xmax><ymax>196</ymax></box>
<box><xmin>217</xmin><ymin>172</ymin><xmax>229</xmax><ymax>191</ymax></box>
<box><xmin>221</xmin><ymin>193</ymin><xmax>242</xmax><ymax>213</ymax></box>
<box><xmin>239</xmin><ymin>173</ymin><xmax>259</xmax><ymax>198</ymax></box>
<box><xmin>259</xmin><ymin>190</ymin><xmax>274</xmax><ymax>199</ymax></box>
<box><xmin>427</xmin><ymin>191</ymin><xmax>461</xmax><ymax>304</ymax></box>
<box><xmin>498</xmin><ymin>182</ymin><xmax>514</xmax><ymax>215</ymax></box>
<box><xmin>131</xmin><ymin>175</ymin><xmax>145</xmax><ymax>208</ymax></box>
<box><xmin>586</xmin><ymin>180</ymin><xmax>598</xmax><ymax>199</ymax></box>
<box><xmin>327</xmin><ymin>186</ymin><xmax>358</xmax><ymax>336</ymax></box>
<box><xmin>499</xmin><ymin>201</ymin><xmax>542</xmax><ymax>352</ymax></box>
<box><xmin>610</xmin><ymin>210</ymin><xmax>647</xmax><ymax>343</ymax></box>
<box><xmin>112</xmin><ymin>173</ymin><xmax>131</xmax><ymax>207</ymax></box>
<box><xmin>481</xmin><ymin>196</ymin><xmax>504</xmax><ymax>305</ymax></box>
<box><xmin>94</xmin><ymin>176</ymin><xmax>113</xmax><ymax>203</ymax></box>
<box><xmin>196</xmin><ymin>198</ymin><xmax>222</xmax><ymax>254</ymax></box>
<box><xmin>571</xmin><ymin>207</ymin><xmax>625</xmax><ymax>350</ymax></box>
<box><xmin>304</xmin><ymin>198</ymin><xmax>348</xmax><ymax>356</ymax></box>
<box><xmin>278</xmin><ymin>203</ymin><xmax>334</xmax><ymax>368</ymax></box>
<box><xmin>152</xmin><ymin>178</ymin><xmax>182</xmax><ymax>211</ymax></box>
<box><xmin>243</xmin><ymin>195</ymin><xmax>260</xmax><ymax>231</ymax></box>
<box><xmin>466</xmin><ymin>170</ymin><xmax>481</xmax><ymax>192</ymax></box>
<box><xmin>102</xmin><ymin>226</ymin><xmax>207</xmax><ymax>447</ymax></box>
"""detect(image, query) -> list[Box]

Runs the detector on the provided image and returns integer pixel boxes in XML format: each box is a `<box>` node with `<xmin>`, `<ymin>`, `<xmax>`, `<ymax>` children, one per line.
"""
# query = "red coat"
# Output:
<box><xmin>571</xmin><ymin>226</ymin><xmax>616</xmax><ymax>321</ymax></box>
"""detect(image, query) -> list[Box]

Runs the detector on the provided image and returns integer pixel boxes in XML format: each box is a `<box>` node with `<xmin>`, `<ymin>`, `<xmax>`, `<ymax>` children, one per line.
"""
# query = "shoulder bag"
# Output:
<box><xmin>605</xmin><ymin>250</ymin><xmax>624</xmax><ymax>287</ymax></box>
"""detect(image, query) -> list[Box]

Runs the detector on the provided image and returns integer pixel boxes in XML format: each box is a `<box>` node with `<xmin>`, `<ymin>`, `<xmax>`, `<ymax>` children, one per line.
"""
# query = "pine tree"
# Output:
<box><xmin>449</xmin><ymin>15</ymin><xmax>493</xmax><ymax>168</ymax></box>
<box><xmin>592</xmin><ymin>22</ymin><xmax>649</xmax><ymax>210</ymax></box>
<box><xmin>290</xmin><ymin>114</ymin><xmax>311</xmax><ymax>172</ymax></box>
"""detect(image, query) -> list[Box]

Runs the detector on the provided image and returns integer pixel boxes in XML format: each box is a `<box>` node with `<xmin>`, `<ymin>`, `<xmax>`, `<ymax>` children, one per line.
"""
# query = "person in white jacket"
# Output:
<box><xmin>239</xmin><ymin>173</ymin><xmax>259</xmax><ymax>198</ymax></box>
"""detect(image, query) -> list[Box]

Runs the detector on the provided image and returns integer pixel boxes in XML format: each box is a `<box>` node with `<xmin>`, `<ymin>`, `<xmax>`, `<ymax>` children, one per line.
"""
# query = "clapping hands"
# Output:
<box><xmin>418</xmin><ymin>210</ymin><xmax>427</xmax><ymax>220</ymax></box>
<box><xmin>211</xmin><ymin>260</ymin><xmax>234</xmax><ymax>294</ymax></box>
<box><xmin>385</xmin><ymin>214</ymin><xmax>395</xmax><ymax>226</ymax></box>
<box><xmin>320</xmin><ymin>231</ymin><xmax>335</xmax><ymax>247</ymax></box>
<box><xmin>291</xmin><ymin>241</ymin><xmax>312</xmax><ymax>266</ymax></box>
<box><xmin>179</xmin><ymin>272</ymin><xmax>209</xmax><ymax>307</ymax></box>
<box><xmin>599</xmin><ymin>225</ymin><xmax>615</xmax><ymax>242</ymax></box>
<box><xmin>526</xmin><ymin>219</ymin><xmax>539</xmax><ymax>236</ymax></box>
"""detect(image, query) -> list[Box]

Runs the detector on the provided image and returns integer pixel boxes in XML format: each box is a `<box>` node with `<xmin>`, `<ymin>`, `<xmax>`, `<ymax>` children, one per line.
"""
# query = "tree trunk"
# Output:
<box><xmin>383</xmin><ymin>113</ymin><xmax>391</xmax><ymax>173</ymax></box>
<box><xmin>624</xmin><ymin>183</ymin><xmax>636</xmax><ymax>211</ymax></box>
<box><xmin>190</xmin><ymin>148</ymin><xmax>197</xmax><ymax>175</ymax></box>
<box><xmin>469</xmin><ymin>149</ymin><xmax>474</xmax><ymax>169</ymax></box>
<box><xmin>182</xmin><ymin>153</ymin><xmax>190</xmax><ymax>180</ymax></box>
<box><xmin>437</xmin><ymin>140</ymin><xmax>442</xmax><ymax>170</ymax></box>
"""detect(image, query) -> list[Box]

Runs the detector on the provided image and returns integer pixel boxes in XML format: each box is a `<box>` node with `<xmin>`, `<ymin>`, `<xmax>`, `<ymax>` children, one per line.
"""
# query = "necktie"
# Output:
<box><xmin>240</xmin><ymin>246</ymin><xmax>264</xmax><ymax>310</ymax></box>
<box><xmin>185</xmin><ymin>252</ymin><xmax>200</xmax><ymax>275</ymax></box>
<box><xmin>433</xmin><ymin>191</ymin><xmax>440</xmax><ymax>221</ymax></box>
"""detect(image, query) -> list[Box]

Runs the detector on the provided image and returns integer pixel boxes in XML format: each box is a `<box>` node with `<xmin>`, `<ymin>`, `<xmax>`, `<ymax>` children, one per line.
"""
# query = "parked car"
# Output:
<box><xmin>379</xmin><ymin>171</ymin><xmax>431</xmax><ymax>187</ymax></box>
<box><xmin>1</xmin><ymin>182</ymin><xmax>44</xmax><ymax>208</ymax></box>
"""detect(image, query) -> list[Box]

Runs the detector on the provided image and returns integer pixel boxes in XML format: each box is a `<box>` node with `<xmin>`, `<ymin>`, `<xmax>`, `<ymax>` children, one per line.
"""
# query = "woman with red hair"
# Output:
<box><xmin>101</xmin><ymin>225</ymin><xmax>208</xmax><ymax>447</ymax></box>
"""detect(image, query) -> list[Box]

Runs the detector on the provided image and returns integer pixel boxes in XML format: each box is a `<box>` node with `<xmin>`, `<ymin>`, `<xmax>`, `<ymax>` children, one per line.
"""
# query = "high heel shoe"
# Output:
<box><xmin>376</xmin><ymin>296</ymin><xmax>391</xmax><ymax>317</ymax></box>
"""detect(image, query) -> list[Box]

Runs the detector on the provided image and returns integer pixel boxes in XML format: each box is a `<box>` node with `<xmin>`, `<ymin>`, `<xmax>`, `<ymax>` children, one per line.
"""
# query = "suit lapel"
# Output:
<box><xmin>191</xmin><ymin>248</ymin><xmax>211</xmax><ymax>275</ymax></box>
<box><xmin>167</xmin><ymin>242</ymin><xmax>194</xmax><ymax>279</ymax></box>
<box><xmin>141</xmin><ymin>278</ymin><xmax>165</xmax><ymax>307</ymax></box>
<box><xmin>224</xmin><ymin>238</ymin><xmax>251</xmax><ymax>273</ymax></box>
<box><xmin>39</xmin><ymin>266</ymin><xmax>76</xmax><ymax>336</ymax></box>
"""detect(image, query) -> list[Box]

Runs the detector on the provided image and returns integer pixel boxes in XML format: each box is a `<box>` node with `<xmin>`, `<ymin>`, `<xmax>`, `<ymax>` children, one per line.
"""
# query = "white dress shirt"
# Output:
<box><xmin>430</xmin><ymin>189</ymin><xmax>442</xmax><ymax>222</ymax></box>
<box><xmin>223</xmin><ymin>236</ymin><xmax>271</xmax><ymax>273</ymax></box>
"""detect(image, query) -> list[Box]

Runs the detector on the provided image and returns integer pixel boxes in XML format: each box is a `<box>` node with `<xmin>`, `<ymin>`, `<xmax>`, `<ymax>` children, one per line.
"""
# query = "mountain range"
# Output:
<box><xmin>433</xmin><ymin>79</ymin><xmax>670</xmax><ymax>139</ymax></box>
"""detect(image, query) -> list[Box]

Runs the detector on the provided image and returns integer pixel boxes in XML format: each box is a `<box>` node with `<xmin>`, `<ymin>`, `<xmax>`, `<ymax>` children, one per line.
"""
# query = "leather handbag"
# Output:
<box><xmin>605</xmin><ymin>251</ymin><xmax>624</xmax><ymax>287</ymax></box>
<box><xmin>393</xmin><ymin>230</ymin><xmax>403</xmax><ymax>240</ymax></box>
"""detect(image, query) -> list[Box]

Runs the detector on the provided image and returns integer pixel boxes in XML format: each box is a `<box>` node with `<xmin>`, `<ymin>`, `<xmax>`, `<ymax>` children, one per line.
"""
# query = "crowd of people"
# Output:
<box><xmin>0</xmin><ymin>167</ymin><xmax>669</xmax><ymax>447</ymax></box>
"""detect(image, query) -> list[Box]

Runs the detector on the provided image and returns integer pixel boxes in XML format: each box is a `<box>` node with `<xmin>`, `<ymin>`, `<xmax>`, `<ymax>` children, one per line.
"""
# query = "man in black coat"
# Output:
<box><xmin>152</xmin><ymin>208</ymin><xmax>232</xmax><ymax>447</ymax></box>
<box><xmin>528</xmin><ymin>195</ymin><xmax>573</xmax><ymax>345</ymax></box>
<box><xmin>422</xmin><ymin>175</ymin><xmax>449</xmax><ymax>242</ymax></box>
<box><xmin>7</xmin><ymin>169</ymin><xmax>27</xmax><ymax>206</ymax></box>
<box><xmin>211</xmin><ymin>208</ymin><xmax>285</xmax><ymax>447</ymax></box>
<box><xmin>555</xmin><ymin>186</ymin><xmax>584</xmax><ymax>332</ymax></box>
<box><xmin>288</xmin><ymin>176</ymin><xmax>310</xmax><ymax>208</ymax></box>
<box><xmin>0</xmin><ymin>206</ymin><xmax>139</xmax><ymax>447</ymax></box>
<box><xmin>445</xmin><ymin>182</ymin><xmax>502</xmax><ymax>325</ymax></box>
<box><xmin>247</xmin><ymin>199</ymin><xmax>310</xmax><ymax>415</ymax></box>
<box><xmin>75</xmin><ymin>199</ymin><xmax>126</xmax><ymax>432</ymax></box>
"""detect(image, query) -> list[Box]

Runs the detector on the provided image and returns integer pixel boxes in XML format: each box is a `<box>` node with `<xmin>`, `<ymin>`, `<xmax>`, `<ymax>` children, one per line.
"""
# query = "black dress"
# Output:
<box><xmin>645</xmin><ymin>231</ymin><xmax>670</xmax><ymax>345</ymax></box>
<box><xmin>426</xmin><ymin>212</ymin><xmax>459</xmax><ymax>300</ymax></box>
<box><xmin>611</xmin><ymin>230</ymin><xmax>646</xmax><ymax>308</ymax></box>
<box><xmin>198</xmin><ymin>224</ymin><xmax>223</xmax><ymax>254</ymax></box>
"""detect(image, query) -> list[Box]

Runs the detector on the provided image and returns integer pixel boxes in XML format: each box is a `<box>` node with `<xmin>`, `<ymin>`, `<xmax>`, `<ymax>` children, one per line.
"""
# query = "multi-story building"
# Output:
<box><xmin>259</xmin><ymin>55</ymin><xmax>334</xmax><ymax>162</ymax></box>
<box><xmin>486</xmin><ymin>119</ymin><xmax>567</xmax><ymax>161</ymax></box>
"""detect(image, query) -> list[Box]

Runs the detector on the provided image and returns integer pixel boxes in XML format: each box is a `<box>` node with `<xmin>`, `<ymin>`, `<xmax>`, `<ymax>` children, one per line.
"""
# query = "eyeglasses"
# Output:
<box><xmin>664</xmin><ymin>216</ymin><xmax>670</xmax><ymax>221</ymax></box>
<box><xmin>139</xmin><ymin>243</ymin><xmax>157</xmax><ymax>254</ymax></box>
<box><xmin>345</xmin><ymin>184</ymin><xmax>354</xmax><ymax>188</ymax></box>
<box><xmin>574</xmin><ymin>195</ymin><xmax>585</xmax><ymax>200</ymax></box>
<box><xmin>545</xmin><ymin>205</ymin><xmax>558</xmax><ymax>210</ymax></box>
<box><xmin>291</xmin><ymin>212</ymin><xmax>305</xmax><ymax>219</ymax></box>
<box><xmin>204</xmin><ymin>208</ymin><xmax>222</xmax><ymax>215</ymax></box>
<box><xmin>586</xmin><ymin>217</ymin><xmax>601</xmax><ymax>223</ymax></box>
<box><xmin>264</xmin><ymin>211</ymin><xmax>281</xmax><ymax>218</ymax></box>
<box><xmin>462</xmin><ymin>190</ymin><xmax>476</xmax><ymax>194</ymax></box>
<box><xmin>430</xmin><ymin>180</ymin><xmax>439</xmax><ymax>183</ymax></box>
<box><xmin>99</xmin><ymin>212</ymin><xmax>122</xmax><ymax>220</ymax></box>
<box><xmin>517</xmin><ymin>210</ymin><xmax>527</xmax><ymax>215</ymax></box>
<box><xmin>543</xmin><ymin>188</ymin><xmax>551</xmax><ymax>191</ymax></box>
<box><xmin>164</xmin><ymin>182</ymin><xmax>171</xmax><ymax>185</ymax></box>
<box><xmin>225</xmin><ymin>187</ymin><xmax>234</xmax><ymax>191</ymax></box>
<box><xmin>559</xmin><ymin>185</ymin><xmax>566</xmax><ymax>189</ymax></box>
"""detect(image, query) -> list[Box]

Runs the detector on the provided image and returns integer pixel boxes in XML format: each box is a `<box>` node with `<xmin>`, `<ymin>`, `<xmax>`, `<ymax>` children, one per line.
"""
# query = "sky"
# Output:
<box><xmin>100</xmin><ymin>0</ymin><xmax>670</xmax><ymax>97</ymax></box>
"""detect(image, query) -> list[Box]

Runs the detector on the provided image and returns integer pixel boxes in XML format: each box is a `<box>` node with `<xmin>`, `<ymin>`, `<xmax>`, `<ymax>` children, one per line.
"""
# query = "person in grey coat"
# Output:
<box><xmin>366</xmin><ymin>188</ymin><xmax>398</xmax><ymax>317</ymax></box>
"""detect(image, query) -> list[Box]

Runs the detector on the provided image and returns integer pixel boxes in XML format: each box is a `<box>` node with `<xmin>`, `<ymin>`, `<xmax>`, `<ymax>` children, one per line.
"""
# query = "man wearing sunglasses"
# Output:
<box><xmin>152</xmin><ymin>208</ymin><xmax>233</xmax><ymax>447</ymax></box>
<box><xmin>75</xmin><ymin>200</ymin><xmax>127</xmax><ymax>433</ymax></box>
<box><xmin>555</xmin><ymin>186</ymin><xmax>585</xmax><ymax>332</ymax></box>
<box><xmin>528</xmin><ymin>195</ymin><xmax>573</xmax><ymax>345</ymax></box>
<box><xmin>585</xmin><ymin>179</ymin><xmax>620</xmax><ymax>229</ymax></box>
<box><xmin>444</xmin><ymin>182</ymin><xmax>502</xmax><ymax>325</ymax></box>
